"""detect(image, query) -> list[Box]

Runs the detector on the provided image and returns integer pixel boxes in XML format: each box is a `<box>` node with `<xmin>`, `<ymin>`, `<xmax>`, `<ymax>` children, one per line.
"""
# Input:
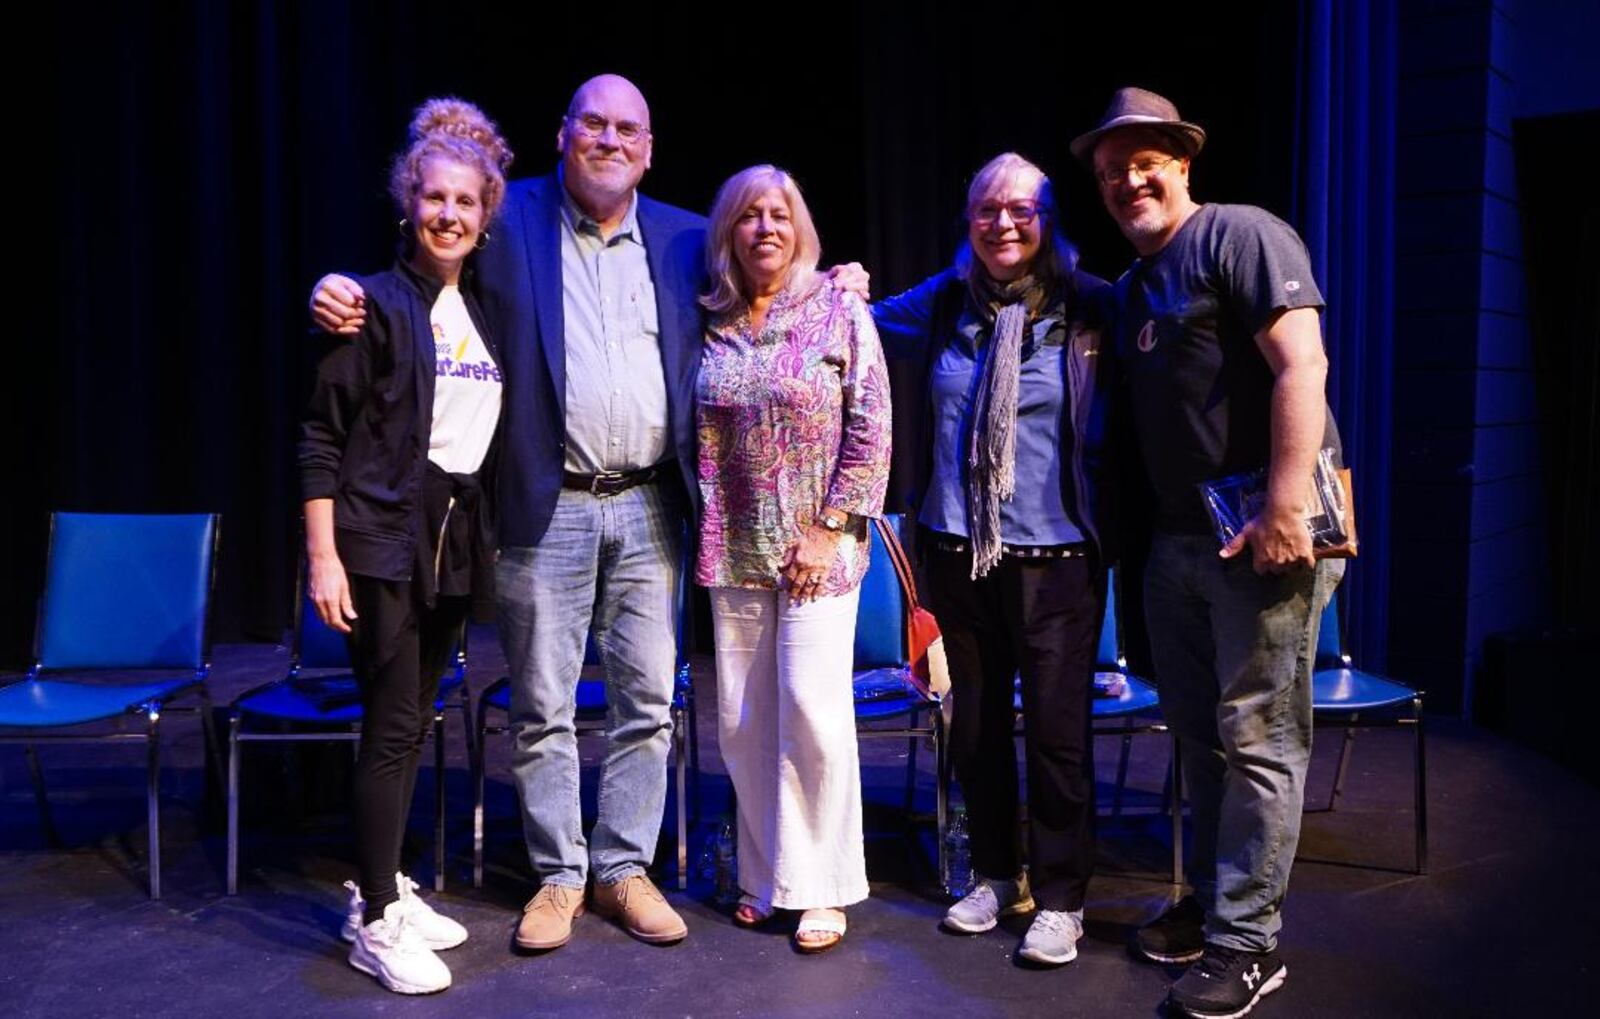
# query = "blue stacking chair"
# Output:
<box><xmin>1013</xmin><ymin>569</ymin><xmax>1183</xmax><ymax>886</ymax></box>
<box><xmin>0</xmin><ymin>512</ymin><xmax>221</xmax><ymax>899</ymax></box>
<box><xmin>1308</xmin><ymin>593</ymin><xmax>1427</xmax><ymax>874</ymax></box>
<box><xmin>472</xmin><ymin>567</ymin><xmax>699</xmax><ymax>890</ymax></box>
<box><xmin>226</xmin><ymin>567</ymin><xmax>470</xmax><ymax>893</ymax></box>
<box><xmin>851</xmin><ymin>514</ymin><xmax>951</xmax><ymax>885</ymax></box>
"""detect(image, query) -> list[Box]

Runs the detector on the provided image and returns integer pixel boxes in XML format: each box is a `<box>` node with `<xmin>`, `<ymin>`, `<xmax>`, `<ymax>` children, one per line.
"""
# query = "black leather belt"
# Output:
<box><xmin>562</xmin><ymin>462</ymin><xmax>672</xmax><ymax>497</ymax></box>
<box><xmin>929</xmin><ymin>534</ymin><xmax>1089</xmax><ymax>559</ymax></box>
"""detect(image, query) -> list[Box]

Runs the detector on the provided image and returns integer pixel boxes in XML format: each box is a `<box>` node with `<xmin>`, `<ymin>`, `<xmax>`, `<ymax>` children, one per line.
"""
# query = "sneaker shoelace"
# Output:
<box><xmin>369</xmin><ymin>909</ymin><xmax>429</xmax><ymax>954</ymax></box>
<box><xmin>963</xmin><ymin>884</ymin><xmax>999</xmax><ymax>913</ymax></box>
<box><xmin>1031</xmin><ymin>910</ymin><xmax>1077</xmax><ymax>937</ymax></box>
<box><xmin>1195</xmin><ymin>945</ymin><xmax>1246</xmax><ymax>980</ymax></box>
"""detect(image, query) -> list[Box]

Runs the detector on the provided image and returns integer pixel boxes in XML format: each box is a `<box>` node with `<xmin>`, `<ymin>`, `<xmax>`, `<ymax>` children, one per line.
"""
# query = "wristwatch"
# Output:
<box><xmin>818</xmin><ymin>511</ymin><xmax>848</xmax><ymax>532</ymax></box>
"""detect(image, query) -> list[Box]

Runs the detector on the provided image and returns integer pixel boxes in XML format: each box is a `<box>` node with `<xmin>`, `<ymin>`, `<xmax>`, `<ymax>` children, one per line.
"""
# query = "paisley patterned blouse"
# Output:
<box><xmin>695</xmin><ymin>281</ymin><xmax>892</xmax><ymax>596</ymax></box>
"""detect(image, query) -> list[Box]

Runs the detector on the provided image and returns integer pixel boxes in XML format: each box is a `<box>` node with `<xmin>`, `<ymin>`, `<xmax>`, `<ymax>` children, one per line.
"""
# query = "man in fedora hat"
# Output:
<box><xmin>1071</xmin><ymin>87</ymin><xmax>1346</xmax><ymax>1018</ymax></box>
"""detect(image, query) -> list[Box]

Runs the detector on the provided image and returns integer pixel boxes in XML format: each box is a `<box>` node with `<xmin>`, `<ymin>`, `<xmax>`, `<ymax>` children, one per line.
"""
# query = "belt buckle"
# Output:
<box><xmin>590</xmin><ymin>471</ymin><xmax>626</xmax><ymax>497</ymax></box>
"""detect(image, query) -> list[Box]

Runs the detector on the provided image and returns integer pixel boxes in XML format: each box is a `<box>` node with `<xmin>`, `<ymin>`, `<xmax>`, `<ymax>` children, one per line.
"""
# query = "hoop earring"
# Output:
<box><xmin>397</xmin><ymin>218</ymin><xmax>411</xmax><ymax>237</ymax></box>
<box><xmin>474</xmin><ymin>230</ymin><xmax>491</xmax><ymax>251</ymax></box>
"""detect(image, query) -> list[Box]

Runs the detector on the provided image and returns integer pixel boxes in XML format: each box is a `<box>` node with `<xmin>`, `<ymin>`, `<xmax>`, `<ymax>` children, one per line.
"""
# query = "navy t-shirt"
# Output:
<box><xmin>1112</xmin><ymin>203</ymin><xmax>1342</xmax><ymax>534</ymax></box>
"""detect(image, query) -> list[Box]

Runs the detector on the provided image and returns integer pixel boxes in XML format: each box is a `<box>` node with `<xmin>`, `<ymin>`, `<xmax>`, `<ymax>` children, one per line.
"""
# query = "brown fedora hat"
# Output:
<box><xmin>1069</xmin><ymin>87</ymin><xmax>1207</xmax><ymax>164</ymax></box>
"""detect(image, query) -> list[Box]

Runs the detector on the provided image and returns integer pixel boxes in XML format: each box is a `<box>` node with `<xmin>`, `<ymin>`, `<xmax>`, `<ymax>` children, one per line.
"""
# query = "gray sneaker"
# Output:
<box><xmin>1017</xmin><ymin>909</ymin><xmax>1083</xmax><ymax>965</ymax></box>
<box><xmin>942</xmin><ymin>874</ymin><xmax>1035</xmax><ymax>933</ymax></box>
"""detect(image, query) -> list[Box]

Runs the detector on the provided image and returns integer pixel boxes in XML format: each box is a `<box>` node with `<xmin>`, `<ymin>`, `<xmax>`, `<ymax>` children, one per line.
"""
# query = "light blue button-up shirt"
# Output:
<box><xmin>558</xmin><ymin>182</ymin><xmax>670</xmax><ymax>473</ymax></box>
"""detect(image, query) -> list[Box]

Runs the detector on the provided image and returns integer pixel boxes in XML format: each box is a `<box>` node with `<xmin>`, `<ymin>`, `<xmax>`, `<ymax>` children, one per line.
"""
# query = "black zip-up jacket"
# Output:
<box><xmin>298</xmin><ymin>259</ymin><xmax>500</xmax><ymax>596</ymax></box>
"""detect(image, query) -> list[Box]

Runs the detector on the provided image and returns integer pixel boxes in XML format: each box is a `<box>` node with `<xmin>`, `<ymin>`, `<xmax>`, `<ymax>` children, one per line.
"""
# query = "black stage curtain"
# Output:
<box><xmin>14</xmin><ymin>1</ymin><xmax>1303</xmax><ymax>664</ymax></box>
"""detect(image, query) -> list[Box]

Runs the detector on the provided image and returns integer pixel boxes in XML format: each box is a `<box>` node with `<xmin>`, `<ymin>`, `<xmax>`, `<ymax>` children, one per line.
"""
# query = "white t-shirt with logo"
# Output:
<box><xmin>428</xmin><ymin>285</ymin><xmax>502</xmax><ymax>474</ymax></box>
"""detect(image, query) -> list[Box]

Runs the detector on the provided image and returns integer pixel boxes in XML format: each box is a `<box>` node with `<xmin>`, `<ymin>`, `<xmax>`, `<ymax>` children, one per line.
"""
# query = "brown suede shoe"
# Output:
<box><xmin>591</xmin><ymin>874</ymin><xmax>688</xmax><ymax>944</ymax></box>
<box><xmin>515</xmin><ymin>883</ymin><xmax>585</xmax><ymax>950</ymax></box>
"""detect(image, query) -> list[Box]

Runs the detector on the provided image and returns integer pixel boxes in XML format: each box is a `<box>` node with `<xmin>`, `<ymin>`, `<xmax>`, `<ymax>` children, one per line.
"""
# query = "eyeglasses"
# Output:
<box><xmin>566</xmin><ymin>112</ymin><xmax>651</xmax><ymax>145</ymax></box>
<box><xmin>969</xmin><ymin>200</ymin><xmax>1044</xmax><ymax>228</ymax></box>
<box><xmin>1094</xmin><ymin>155</ymin><xmax>1180</xmax><ymax>186</ymax></box>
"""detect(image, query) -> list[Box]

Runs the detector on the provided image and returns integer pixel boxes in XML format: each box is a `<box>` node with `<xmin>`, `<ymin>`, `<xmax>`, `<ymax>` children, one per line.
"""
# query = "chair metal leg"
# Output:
<box><xmin>689</xmin><ymin>733</ymin><xmax>703</xmax><ymax>835</ymax></box>
<box><xmin>227</xmin><ymin>714</ymin><xmax>240</xmax><ymax>895</ymax></box>
<box><xmin>457</xmin><ymin>685</ymin><xmax>475</xmax><ymax>774</ymax></box>
<box><xmin>1413</xmin><ymin>697</ymin><xmax>1427</xmax><ymax>875</ymax></box>
<box><xmin>198</xmin><ymin>682</ymin><xmax>222</xmax><ymax>805</ymax></box>
<box><xmin>1330</xmin><ymin>721</ymin><xmax>1358</xmax><ymax>811</ymax></box>
<box><xmin>472</xmin><ymin>699</ymin><xmax>489</xmax><ymax>889</ymax></box>
<box><xmin>1169</xmin><ymin>733</ymin><xmax>1184</xmax><ymax>889</ymax></box>
<box><xmin>146</xmin><ymin>706</ymin><xmax>162</xmax><ymax>900</ymax></box>
<box><xmin>674</xmin><ymin>705</ymin><xmax>688</xmax><ymax>891</ymax></box>
<box><xmin>934</xmin><ymin>709</ymin><xmax>949</xmax><ymax>892</ymax></box>
<box><xmin>1112</xmin><ymin>730</ymin><xmax>1133</xmax><ymax>820</ymax></box>
<box><xmin>433</xmin><ymin>711</ymin><xmax>447</xmax><ymax>892</ymax></box>
<box><xmin>23</xmin><ymin>743</ymin><xmax>61</xmax><ymax>848</ymax></box>
<box><xmin>903</xmin><ymin>729</ymin><xmax>920</xmax><ymax>817</ymax></box>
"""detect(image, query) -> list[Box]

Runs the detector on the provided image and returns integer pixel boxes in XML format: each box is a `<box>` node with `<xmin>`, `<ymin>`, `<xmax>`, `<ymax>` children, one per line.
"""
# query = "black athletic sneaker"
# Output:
<box><xmin>1134</xmin><ymin>895</ymin><xmax>1206</xmax><ymax>964</ymax></box>
<box><xmin>1167</xmin><ymin>944</ymin><xmax>1287</xmax><ymax>1018</ymax></box>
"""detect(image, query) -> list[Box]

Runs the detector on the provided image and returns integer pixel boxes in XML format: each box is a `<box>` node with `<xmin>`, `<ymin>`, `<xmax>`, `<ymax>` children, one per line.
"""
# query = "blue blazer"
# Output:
<box><xmin>476</xmin><ymin>172</ymin><xmax>708</xmax><ymax>547</ymax></box>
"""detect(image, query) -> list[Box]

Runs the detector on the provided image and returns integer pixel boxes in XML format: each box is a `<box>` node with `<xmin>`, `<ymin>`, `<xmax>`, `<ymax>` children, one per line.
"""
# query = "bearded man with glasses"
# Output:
<box><xmin>1073</xmin><ymin>87</ymin><xmax>1346</xmax><ymax>1019</ymax></box>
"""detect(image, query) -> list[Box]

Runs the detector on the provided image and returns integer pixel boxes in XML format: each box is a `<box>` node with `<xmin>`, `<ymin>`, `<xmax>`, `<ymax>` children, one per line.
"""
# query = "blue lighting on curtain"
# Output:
<box><xmin>1294</xmin><ymin>0</ymin><xmax>1398</xmax><ymax>667</ymax></box>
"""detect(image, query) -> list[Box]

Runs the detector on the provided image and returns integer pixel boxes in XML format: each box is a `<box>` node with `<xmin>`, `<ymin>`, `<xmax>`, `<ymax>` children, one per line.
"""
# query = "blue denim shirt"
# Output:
<box><xmin>918</xmin><ymin>309</ymin><xmax>1087</xmax><ymax>545</ymax></box>
<box><xmin>872</xmin><ymin>268</ymin><xmax>1114</xmax><ymax>558</ymax></box>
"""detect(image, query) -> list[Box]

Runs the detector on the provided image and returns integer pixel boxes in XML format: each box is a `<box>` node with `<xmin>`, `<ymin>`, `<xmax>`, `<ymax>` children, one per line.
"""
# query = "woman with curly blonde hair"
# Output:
<box><xmin>299</xmin><ymin>96</ymin><xmax>511</xmax><ymax>995</ymax></box>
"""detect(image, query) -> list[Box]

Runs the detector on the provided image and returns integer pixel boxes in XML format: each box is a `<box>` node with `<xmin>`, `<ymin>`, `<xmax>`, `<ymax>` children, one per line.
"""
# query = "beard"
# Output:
<box><xmin>1115</xmin><ymin>194</ymin><xmax>1170</xmax><ymax>242</ymax></box>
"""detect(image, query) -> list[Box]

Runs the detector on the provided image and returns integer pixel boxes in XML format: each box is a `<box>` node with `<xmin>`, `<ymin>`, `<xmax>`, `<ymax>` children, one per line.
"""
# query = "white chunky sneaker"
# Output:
<box><xmin>341</xmin><ymin>874</ymin><xmax>468</xmax><ymax>949</ymax></box>
<box><xmin>347</xmin><ymin>899</ymin><xmax>451</xmax><ymax>995</ymax></box>
<box><xmin>1016</xmin><ymin>909</ymin><xmax>1083</xmax><ymax>965</ymax></box>
<box><xmin>942</xmin><ymin>873</ymin><xmax>1035</xmax><ymax>933</ymax></box>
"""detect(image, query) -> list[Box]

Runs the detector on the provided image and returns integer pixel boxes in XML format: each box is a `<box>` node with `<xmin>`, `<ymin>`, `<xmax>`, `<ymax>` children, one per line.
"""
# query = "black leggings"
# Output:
<box><xmin>346</xmin><ymin>574</ymin><xmax>467</xmax><ymax>922</ymax></box>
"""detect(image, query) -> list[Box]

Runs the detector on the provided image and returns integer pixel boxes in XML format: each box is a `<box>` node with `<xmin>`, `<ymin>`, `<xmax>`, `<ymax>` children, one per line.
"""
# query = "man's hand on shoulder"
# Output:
<box><xmin>825</xmin><ymin>262</ymin><xmax>872</xmax><ymax>301</ymax></box>
<box><xmin>310</xmin><ymin>273</ymin><xmax>367</xmax><ymax>335</ymax></box>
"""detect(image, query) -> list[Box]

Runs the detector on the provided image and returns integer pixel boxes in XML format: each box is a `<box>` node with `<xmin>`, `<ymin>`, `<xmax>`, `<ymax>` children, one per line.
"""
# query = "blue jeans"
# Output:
<box><xmin>495</xmin><ymin>482</ymin><xmax>683</xmax><ymax>888</ymax></box>
<box><xmin>1144</xmin><ymin>533</ymin><xmax>1344</xmax><ymax>952</ymax></box>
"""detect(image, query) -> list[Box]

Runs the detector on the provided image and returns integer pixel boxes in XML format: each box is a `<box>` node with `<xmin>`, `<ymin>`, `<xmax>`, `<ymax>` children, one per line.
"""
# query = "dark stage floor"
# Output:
<box><xmin>2</xmin><ymin>628</ymin><xmax>1594</xmax><ymax>1018</ymax></box>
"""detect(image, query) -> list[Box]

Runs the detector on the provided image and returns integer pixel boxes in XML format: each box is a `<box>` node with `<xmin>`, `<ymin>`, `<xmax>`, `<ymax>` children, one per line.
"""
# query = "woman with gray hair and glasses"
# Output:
<box><xmin>872</xmin><ymin>152</ymin><xmax>1114</xmax><ymax>966</ymax></box>
<box><xmin>695</xmin><ymin>164</ymin><xmax>891</xmax><ymax>954</ymax></box>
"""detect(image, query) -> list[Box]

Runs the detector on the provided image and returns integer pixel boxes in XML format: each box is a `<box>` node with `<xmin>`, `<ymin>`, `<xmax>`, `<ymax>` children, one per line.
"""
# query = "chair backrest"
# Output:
<box><xmin>292</xmin><ymin>562</ymin><xmax>466</xmax><ymax>674</ymax></box>
<box><xmin>294</xmin><ymin>573</ymin><xmax>354</xmax><ymax>670</ymax></box>
<box><xmin>1098</xmin><ymin>569</ymin><xmax>1121</xmax><ymax>670</ymax></box>
<box><xmin>36</xmin><ymin>512</ymin><xmax>219</xmax><ymax>670</ymax></box>
<box><xmin>853</xmin><ymin>514</ymin><xmax>909</xmax><ymax>670</ymax></box>
<box><xmin>1316</xmin><ymin>591</ymin><xmax>1346</xmax><ymax>668</ymax></box>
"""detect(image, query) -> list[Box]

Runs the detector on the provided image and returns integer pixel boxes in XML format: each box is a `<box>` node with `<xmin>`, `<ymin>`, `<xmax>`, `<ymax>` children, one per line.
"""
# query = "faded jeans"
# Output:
<box><xmin>1144</xmin><ymin>532</ymin><xmax>1344</xmax><ymax>952</ymax></box>
<box><xmin>495</xmin><ymin>482</ymin><xmax>683</xmax><ymax>888</ymax></box>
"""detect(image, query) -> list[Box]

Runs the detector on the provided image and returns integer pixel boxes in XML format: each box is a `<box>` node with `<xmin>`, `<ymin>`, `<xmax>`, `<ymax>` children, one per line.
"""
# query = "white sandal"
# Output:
<box><xmin>794</xmin><ymin>909</ymin><xmax>847</xmax><ymax>953</ymax></box>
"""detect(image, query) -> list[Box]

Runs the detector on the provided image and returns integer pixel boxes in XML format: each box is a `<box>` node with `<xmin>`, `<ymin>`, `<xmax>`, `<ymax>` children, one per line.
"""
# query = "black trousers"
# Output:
<box><xmin>925</xmin><ymin>544</ymin><xmax>1103</xmax><ymax>911</ymax></box>
<box><xmin>346</xmin><ymin>573</ymin><xmax>467</xmax><ymax>917</ymax></box>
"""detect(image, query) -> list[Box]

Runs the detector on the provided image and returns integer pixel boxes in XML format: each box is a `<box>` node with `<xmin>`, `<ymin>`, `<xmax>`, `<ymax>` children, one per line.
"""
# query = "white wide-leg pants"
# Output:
<box><xmin>710</xmin><ymin>586</ymin><xmax>869</xmax><ymax>909</ymax></box>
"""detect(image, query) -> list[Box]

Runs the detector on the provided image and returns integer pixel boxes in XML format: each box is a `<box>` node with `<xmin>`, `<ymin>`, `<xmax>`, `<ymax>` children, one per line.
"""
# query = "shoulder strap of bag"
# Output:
<box><xmin>871</xmin><ymin>516</ymin><xmax>923</xmax><ymax>611</ymax></box>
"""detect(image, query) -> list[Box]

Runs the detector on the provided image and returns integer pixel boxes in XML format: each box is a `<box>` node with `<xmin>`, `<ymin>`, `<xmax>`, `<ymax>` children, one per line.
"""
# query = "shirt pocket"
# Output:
<box><xmin>629</xmin><ymin>285</ymin><xmax>660</xmax><ymax>340</ymax></box>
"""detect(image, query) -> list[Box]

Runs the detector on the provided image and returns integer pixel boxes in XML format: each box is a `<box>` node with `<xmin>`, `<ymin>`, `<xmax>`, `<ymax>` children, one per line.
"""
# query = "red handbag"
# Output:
<box><xmin>872</xmin><ymin>518</ymin><xmax>949</xmax><ymax>699</ymax></box>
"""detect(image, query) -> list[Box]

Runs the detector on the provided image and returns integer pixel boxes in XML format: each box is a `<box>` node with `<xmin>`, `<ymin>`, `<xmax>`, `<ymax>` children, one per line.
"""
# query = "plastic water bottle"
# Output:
<box><xmin>944</xmin><ymin>808</ymin><xmax>974</xmax><ymax>899</ymax></box>
<box><xmin>712</xmin><ymin>815</ymin><xmax>739</xmax><ymax>905</ymax></box>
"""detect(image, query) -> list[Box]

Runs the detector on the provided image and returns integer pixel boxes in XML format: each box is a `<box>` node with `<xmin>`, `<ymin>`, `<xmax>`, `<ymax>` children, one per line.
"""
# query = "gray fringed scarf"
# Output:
<box><xmin>966</xmin><ymin>272</ymin><xmax>1052</xmax><ymax>578</ymax></box>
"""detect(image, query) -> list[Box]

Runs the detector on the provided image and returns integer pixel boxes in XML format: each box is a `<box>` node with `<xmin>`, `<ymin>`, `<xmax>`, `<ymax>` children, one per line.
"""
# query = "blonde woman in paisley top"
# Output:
<box><xmin>695</xmin><ymin>165</ymin><xmax>891</xmax><ymax>953</ymax></box>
